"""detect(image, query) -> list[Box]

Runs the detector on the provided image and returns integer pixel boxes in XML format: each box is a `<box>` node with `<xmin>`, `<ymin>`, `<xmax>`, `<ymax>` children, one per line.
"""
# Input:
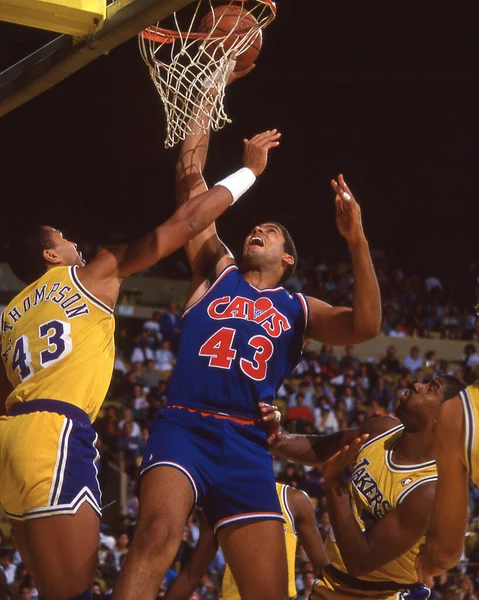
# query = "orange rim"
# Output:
<box><xmin>140</xmin><ymin>0</ymin><xmax>276</xmax><ymax>44</ymax></box>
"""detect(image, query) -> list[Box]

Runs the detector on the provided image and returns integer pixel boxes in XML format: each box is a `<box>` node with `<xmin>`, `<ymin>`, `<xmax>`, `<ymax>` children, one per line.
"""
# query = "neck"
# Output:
<box><xmin>242</xmin><ymin>268</ymin><xmax>281</xmax><ymax>290</ymax></box>
<box><xmin>393</xmin><ymin>427</ymin><xmax>435</xmax><ymax>464</ymax></box>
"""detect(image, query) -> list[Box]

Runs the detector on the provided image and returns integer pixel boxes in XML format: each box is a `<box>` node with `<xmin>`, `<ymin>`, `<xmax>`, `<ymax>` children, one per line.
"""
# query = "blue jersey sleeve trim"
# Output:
<box><xmin>182</xmin><ymin>263</ymin><xmax>238</xmax><ymax>319</ymax></box>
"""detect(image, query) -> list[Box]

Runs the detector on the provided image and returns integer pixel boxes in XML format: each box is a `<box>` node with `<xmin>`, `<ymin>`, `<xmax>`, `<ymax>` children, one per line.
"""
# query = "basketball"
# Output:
<box><xmin>197</xmin><ymin>4</ymin><xmax>262</xmax><ymax>72</ymax></box>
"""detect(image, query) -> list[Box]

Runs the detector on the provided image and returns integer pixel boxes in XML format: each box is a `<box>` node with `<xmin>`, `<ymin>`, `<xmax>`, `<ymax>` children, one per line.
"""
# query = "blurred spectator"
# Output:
<box><xmin>160</xmin><ymin>302</ymin><xmax>182</xmax><ymax>349</ymax></box>
<box><xmin>155</xmin><ymin>340</ymin><xmax>176</xmax><ymax>376</ymax></box>
<box><xmin>0</xmin><ymin>551</ymin><xmax>15</xmax><ymax>585</ymax></box>
<box><xmin>425</xmin><ymin>275</ymin><xmax>443</xmax><ymax>293</ymax></box>
<box><xmin>118</xmin><ymin>421</ymin><xmax>145</xmax><ymax>479</ymax></box>
<box><xmin>289</xmin><ymin>381</ymin><xmax>314</xmax><ymax>410</ymax></box>
<box><xmin>128</xmin><ymin>385</ymin><xmax>149</xmax><ymax>420</ymax></box>
<box><xmin>318</xmin><ymin>512</ymin><xmax>331</xmax><ymax>541</ymax></box>
<box><xmin>379</xmin><ymin>346</ymin><xmax>401</xmax><ymax>374</ymax></box>
<box><xmin>143</xmin><ymin>311</ymin><xmax>163</xmax><ymax>343</ymax></box>
<box><xmin>403</xmin><ymin>346</ymin><xmax>424</xmax><ymax>375</ymax></box>
<box><xmin>297</xmin><ymin>571</ymin><xmax>316</xmax><ymax>600</ymax></box>
<box><xmin>287</xmin><ymin>395</ymin><xmax>313</xmax><ymax>433</ymax></box>
<box><xmin>313</xmin><ymin>403</ymin><xmax>339</xmax><ymax>435</ymax></box>
<box><xmin>118</xmin><ymin>408</ymin><xmax>141</xmax><ymax>438</ymax></box>
<box><xmin>142</xmin><ymin>360</ymin><xmax>162</xmax><ymax>390</ymax></box>
<box><xmin>339</xmin><ymin>345</ymin><xmax>360</xmax><ymax>371</ymax></box>
<box><xmin>130</xmin><ymin>332</ymin><xmax>155</xmax><ymax>364</ymax></box>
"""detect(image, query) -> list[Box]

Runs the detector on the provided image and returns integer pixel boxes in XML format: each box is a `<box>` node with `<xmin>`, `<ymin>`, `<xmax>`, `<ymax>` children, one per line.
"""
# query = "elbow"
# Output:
<box><xmin>430</xmin><ymin>540</ymin><xmax>464</xmax><ymax>571</ymax></box>
<box><xmin>352</xmin><ymin>325</ymin><xmax>380</xmax><ymax>344</ymax></box>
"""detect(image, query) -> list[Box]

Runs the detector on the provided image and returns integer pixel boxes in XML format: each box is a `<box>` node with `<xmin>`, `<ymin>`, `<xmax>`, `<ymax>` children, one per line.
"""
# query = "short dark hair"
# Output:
<box><xmin>270</xmin><ymin>222</ymin><xmax>297</xmax><ymax>284</ymax></box>
<box><xmin>8</xmin><ymin>224</ymin><xmax>54</xmax><ymax>284</ymax></box>
<box><xmin>441</xmin><ymin>375</ymin><xmax>467</xmax><ymax>401</ymax></box>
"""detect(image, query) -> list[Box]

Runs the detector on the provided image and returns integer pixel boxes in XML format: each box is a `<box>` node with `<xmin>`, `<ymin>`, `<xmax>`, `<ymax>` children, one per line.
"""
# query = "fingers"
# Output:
<box><xmin>244</xmin><ymin>129</ymin><xmax>282</xmax><ymax>145</ymax></box>
<box><xmin>343</xmin><ymin>435</ymin><xmax>369</xmax><ymax>461</ymax></box>
<box><xmin>331</xmin><ymin>176</ymin><xmax>354</xmax><ymax>204</ymax></box>
<box><xmin>260</xmin><ymin>402</ymin><xmax>280</xmax><ymax>421</ymax></box>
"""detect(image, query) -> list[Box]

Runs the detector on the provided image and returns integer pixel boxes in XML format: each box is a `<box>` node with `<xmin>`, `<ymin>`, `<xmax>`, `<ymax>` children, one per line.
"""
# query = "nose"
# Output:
<box><xmin>252</xmin><ymin>225</ymin><xmax>264</xmax><ymax>235</ymax></box>
<box><xmin>413</xmin><ymin>382</ymin><xmax>422</xmax><ymax>393</ymax></box>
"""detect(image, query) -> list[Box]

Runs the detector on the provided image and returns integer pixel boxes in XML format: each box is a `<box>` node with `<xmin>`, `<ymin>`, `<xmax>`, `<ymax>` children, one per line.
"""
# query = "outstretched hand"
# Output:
<box><xmin>331</xmin><ymin>174</ymin><xmax>366</xmax><ymax>246</ymax></box>
<box><xmin>322</xmin><ymin>435</ymin><xmax>369</xmax><ymax>485</ymax></box>
<box><xmin>243</xmin><ymin>129</ymin><xmax>281</xmax><ymax>177</ymax></box>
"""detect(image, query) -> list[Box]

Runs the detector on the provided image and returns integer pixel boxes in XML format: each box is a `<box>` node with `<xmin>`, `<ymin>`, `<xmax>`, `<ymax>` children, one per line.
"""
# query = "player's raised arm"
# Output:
<box><xmin>77</xmin><ymin>129</ymin><xmax>278</xmax><ymax>309</ymax></box>
<box><xmin>304</xmin><ymin>175</ymin><xmax>381</xmax><ymax>345</ymax></box>
<box><xmin>417</xmin><ymin>396</ymin><xmax>469</xmax><ymax>581</ymax></box>
<box><xmin>175</xmin><ymin>67</ymin><xmax>259</xmax><ymax>302</ymax></box>
<box><xmin>267</xmin><ymin>406</ymin><xmax>397</xmax><ymax>466</ymax></box>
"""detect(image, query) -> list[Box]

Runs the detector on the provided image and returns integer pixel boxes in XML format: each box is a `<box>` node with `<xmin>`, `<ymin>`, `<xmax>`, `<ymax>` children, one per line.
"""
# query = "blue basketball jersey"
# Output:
<box><xmin>168</xmin><ymin>264</ymin><xmax>308</xmax><ymax>419</ymax></box>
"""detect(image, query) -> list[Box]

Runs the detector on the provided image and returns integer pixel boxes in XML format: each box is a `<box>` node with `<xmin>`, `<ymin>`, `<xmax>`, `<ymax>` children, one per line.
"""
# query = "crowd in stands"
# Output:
<box><xmin>3</xmin><ymin>276</ymin><xmax>479</xmax><ymax>598</ymax></box>
<box><xmin>140</xmin><ymin>254</ymin><xmax>479</xmax><ymax>342</ymax></box>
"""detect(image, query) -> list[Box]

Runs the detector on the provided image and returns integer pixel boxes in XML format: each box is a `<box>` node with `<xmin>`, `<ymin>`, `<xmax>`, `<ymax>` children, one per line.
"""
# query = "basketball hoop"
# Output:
<box><xmin>139</xmin><ymin>0</ymin><xmax>276</xmax><ymax>148</ymax></box>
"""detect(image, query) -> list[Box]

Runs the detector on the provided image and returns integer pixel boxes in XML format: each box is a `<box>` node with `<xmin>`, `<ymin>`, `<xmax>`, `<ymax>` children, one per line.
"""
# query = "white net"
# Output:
<box><xmin>139</xmin><ymin>0</ymin><xmax>276</xmax><ymax>148</ymax></box>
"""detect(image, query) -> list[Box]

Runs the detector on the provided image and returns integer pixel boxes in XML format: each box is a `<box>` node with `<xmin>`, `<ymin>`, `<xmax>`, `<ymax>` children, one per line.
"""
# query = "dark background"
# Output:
<box><xmin>0</xmin><ymin>2</ymin><xmax>478</xmax><ymax>275</ymax></box>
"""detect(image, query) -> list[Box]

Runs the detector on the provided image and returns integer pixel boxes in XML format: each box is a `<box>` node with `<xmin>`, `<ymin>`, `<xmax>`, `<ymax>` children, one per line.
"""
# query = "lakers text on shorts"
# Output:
<box><xmin>0</xmin><ymin>400</ymin><xmax>102</xmax><ymax>520</ymax></box>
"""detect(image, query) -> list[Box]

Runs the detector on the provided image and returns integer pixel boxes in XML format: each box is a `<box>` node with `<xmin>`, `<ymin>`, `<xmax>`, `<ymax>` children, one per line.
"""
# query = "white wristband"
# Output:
<box><xmin>214</xmin><ymin>167</ymin><xmax>256</xmax><ymax>205</ymax></box>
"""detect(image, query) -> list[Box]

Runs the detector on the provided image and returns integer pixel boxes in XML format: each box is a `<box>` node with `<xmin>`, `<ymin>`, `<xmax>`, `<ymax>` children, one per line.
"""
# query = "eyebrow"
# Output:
<box><xmin>261</xmin><ymin>224</ymin><xmax>281</xmax><ymax>233</ymax></box>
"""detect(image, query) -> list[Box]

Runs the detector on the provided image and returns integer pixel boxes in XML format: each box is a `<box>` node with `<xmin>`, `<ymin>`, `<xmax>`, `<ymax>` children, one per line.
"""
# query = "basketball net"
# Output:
<box><xmin>139</xmin><ymin>0</ymin><xmax>276</xmax><ymax>148</ymax></box>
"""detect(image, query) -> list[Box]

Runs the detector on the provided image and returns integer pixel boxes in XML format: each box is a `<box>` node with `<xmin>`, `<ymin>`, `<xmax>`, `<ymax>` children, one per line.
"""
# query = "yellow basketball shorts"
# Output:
<box><xmin>0</xmin><ymin>400</ymin><xmax>102</xmax><ymax>520</ymax></box>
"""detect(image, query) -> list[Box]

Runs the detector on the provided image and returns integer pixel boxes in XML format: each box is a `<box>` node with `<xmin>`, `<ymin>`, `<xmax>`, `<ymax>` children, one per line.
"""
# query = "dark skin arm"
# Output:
<box><xmin>416</xmin><ymin>395</ymin><xmax>469</xmax><ymax>582</ymax></box>
<box><xmin>77</xmin><ymin>184</ymin><xmax>237</xmax><ymax>310</ymax></box>
<box><xmin>322</xmin><ymin>438</ymin><xmax>436</xmax><ymax>578</ymax></box>
<box><xmin>288</xmin><ymin>487</ymin><xmax>329</xmax><ymax>574</ymax></box>
<box><xmin>305</xmin><ymin>176</ymin><xmax>381</xmax><ymax>345</ymax></box>
<box><xmin>164</xmin><ymin>512</ymin><xmax>219</xmax><ymax>600</ymax></box>
<box><xmin>269</xmin><ymin>415</ymin><xmax>399</xmax><ymax>467</ymax></box>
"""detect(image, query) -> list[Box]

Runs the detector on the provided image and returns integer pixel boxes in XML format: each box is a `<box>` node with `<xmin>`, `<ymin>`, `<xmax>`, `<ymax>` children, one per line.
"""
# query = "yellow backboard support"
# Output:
<box><xmin>0</xmin><ymin>0</ymin><xmax>106</xmax><ymax>37</ymax></box>
<box><xmin>0</xmin><ymin>0</ymin><xmax>194</xmax><ymax>117</ymax></box>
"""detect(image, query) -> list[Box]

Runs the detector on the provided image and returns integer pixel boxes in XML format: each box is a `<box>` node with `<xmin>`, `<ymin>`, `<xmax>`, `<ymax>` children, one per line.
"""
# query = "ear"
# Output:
<box><xmin>282</xmin><ymin>253</ymin><xmax>294</xmax><ymax>268</ymax></box>
<box><xmin>43</xmin><ymin>247</ymin><xmax>61</xmax><ymax>266</ymax></box>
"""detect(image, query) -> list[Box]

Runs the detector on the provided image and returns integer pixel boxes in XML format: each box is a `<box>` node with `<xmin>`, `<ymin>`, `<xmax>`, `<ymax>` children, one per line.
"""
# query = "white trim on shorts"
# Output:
<box><xmin>140</xmin><ymin>460</ymin><xmax>199</xmax><ymax>505</ymax></box>
<box><xmin>214</xmin><ymin>511</ymin><xmax>284</xmax><ymax>534</ymax></box>
<box><xmin>5</xmin><ymin>487</ymin><xmax>102</xmax><ymax>521</ymax></box>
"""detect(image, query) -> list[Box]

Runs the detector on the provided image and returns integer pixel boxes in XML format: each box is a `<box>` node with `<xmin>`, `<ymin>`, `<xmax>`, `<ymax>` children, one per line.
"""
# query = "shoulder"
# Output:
<box><xmin>397</xmin><ymin>477</ymin><xmax>437</xmax><ymax>513</ymax></box>
<box><xmin>286</xmin><ymin>486</ymin><xmax>314</xmax><ymax>520</ymax></box>
<box><xmin>359</xmin><ymin>415</ymin><xmax>402</xmax><ymax>441</ymax></box>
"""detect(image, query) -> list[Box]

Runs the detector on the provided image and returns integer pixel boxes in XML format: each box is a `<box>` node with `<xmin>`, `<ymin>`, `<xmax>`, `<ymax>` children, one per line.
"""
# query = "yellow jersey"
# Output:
<box><xmin>221</xmin><ymin>482</ymin><xmax>298</xmax><ymax>599</ymax></box>
<box><xmin>1</xmin><ymin>266</ymin><xmax>115</xmax><ymax>421</ymax></box>
<box><xmin>325</xmin><ymin>424</ymin><xmax>437</xmax><ymax>585</ymax></box>
<box><xmin>461</xmin><ymin>381</ymin><xmax>479</xmax><ymax>486</ymax></box>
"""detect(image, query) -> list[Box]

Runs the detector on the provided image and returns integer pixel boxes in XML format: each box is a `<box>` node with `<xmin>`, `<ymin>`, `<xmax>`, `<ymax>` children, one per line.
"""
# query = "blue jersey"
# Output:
<box><xmin>168</xmin><ymin>264</ymin><xmax>309</xmax><ymax>419</ymax></box>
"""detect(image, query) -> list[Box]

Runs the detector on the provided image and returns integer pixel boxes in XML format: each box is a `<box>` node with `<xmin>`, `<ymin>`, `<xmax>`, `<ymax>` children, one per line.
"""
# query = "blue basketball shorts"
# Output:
<box><xmin>141</xmin><ymin>405</ymin><xmax>283</xmax><ymax>532</ymax></box>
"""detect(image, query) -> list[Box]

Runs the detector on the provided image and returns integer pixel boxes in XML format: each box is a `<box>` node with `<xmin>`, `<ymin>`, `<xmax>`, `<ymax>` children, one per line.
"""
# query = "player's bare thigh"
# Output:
<box><xmin>11</xmin><ymin>502</ymin><xmax>99</xmax><ymax>600</ymax></box>
<box><xmin>218</xmin><ymin>519</ymin><xmax>289</xmax><ymax>600</ymax></box>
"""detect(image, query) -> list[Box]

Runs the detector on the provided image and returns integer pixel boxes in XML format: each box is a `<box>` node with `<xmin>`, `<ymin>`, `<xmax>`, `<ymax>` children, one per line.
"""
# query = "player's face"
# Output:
<box><xmin>242</xmin><ymin>223</ymin><xmax>289</xmax><ymax>275</ymax></box>
<box><xmin>396</xmin><ymin>376</ymin><xmax>446</xmax><ymax>428</ymax></box>
<box><xmin>44</xmin><ymin>226</ymin><xmax>85</xmax><ymax>268</ymax></box>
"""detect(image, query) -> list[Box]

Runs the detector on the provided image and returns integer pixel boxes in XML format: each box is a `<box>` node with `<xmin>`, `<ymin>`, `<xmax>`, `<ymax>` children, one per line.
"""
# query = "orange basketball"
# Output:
<box><xmin>197</xmin><ymin>4</ymin><xmax>262</xmax><ymax>72</ymax></box>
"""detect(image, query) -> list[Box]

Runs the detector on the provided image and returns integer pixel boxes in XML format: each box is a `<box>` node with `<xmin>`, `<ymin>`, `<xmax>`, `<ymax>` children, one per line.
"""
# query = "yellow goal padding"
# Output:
<box><xmin>0</xmin><ymin>0</ymin><xmax>106</xmax><ymax>37</ymax></box>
